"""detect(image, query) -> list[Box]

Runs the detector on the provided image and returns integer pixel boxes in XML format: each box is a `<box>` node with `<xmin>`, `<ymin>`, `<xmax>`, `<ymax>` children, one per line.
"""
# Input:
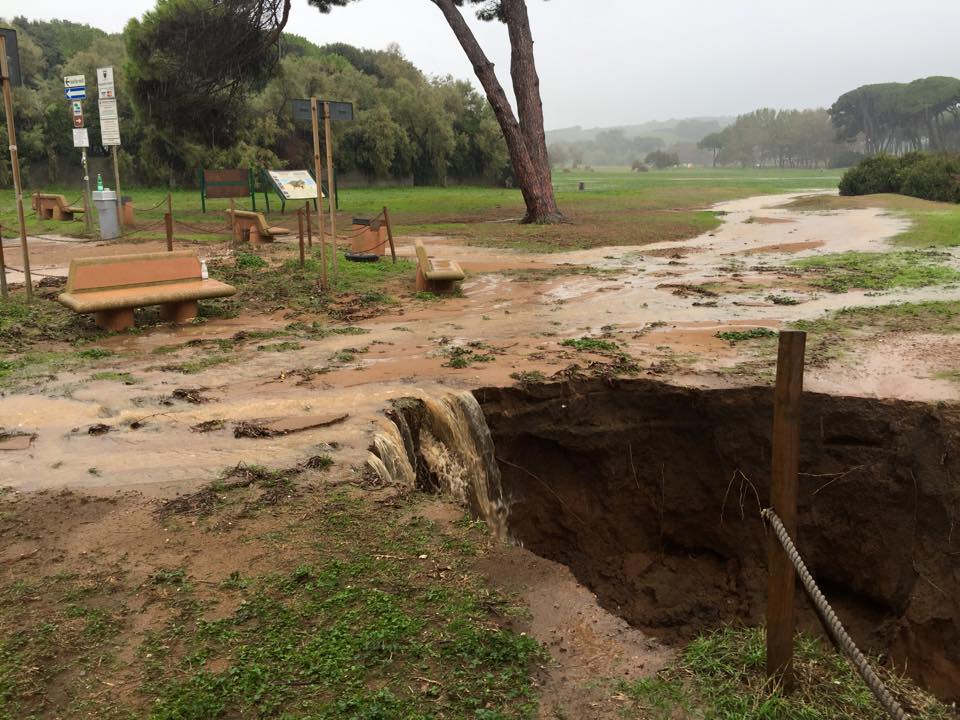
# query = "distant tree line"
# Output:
<box><xmin>0</xmin><ymin>15</ymin><xmax>511</xmax><ymax>188</ymax></box>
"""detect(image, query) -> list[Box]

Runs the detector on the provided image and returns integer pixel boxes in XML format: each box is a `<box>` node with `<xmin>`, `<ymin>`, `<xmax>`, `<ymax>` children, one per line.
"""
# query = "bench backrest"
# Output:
<box><xmin>414</xmin><ymin>240</ymin><xmax>433</xmax><ymax>272</ymax></box>
<box><xmin>66</xmin><ymin>251</ymin><xmax>201</xmax><ymax>293</ymax></box>
<box><xmin>230</xmin><ymin>209</ymin><xmax>269</xmax><ymax>232</ymax></box>
<box><xmin>203</xmin><ymin>169</ymin><xmax>251</xmax><ymax>199</ymax></box>
<box><xmin>33</xmin><ymin>193</ymin><xmax>69</xmax><ymax>208</ymax></box>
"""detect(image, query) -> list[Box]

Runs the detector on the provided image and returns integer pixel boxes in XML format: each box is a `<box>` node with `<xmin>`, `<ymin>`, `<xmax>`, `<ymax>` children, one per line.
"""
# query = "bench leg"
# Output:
<box><xmin>160</xmin><ymin>300</ymin><xmax>198</xmax><ymax>324</ymax></box>
<box><xmin>430</xmin><ymin>280</ymin><xmax>458</xmax><ymax>295</ymax></box>
<box><xmin>95</xmin><ymin>308</ymin><xmax>135</xmax><ymax>332</ymax></box>
<box><xmin>415</xmin><ymin>267</ymin><xmax>429</xmax><ymax>292</ymax></box>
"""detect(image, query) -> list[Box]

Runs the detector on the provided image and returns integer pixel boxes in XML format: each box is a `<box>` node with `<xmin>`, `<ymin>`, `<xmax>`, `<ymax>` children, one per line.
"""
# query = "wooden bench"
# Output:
<box><xmin>415</xmin><ymin>239</ymin><xmax>465</xmax><ymax>294</ymax></box>
<box><xmin>227</xmin><ymin>209</ymin><xmax>292</xmax><ymax>243</ymax></box>
<box><xmin>32</xmin><ymin>192</ymin><xmax>85</xmax><ymax>221</ymax></box>
<box><xmin>57</xmin><ymin>251</ymin><xmax>237</xmax><ymax>331</ymax></box>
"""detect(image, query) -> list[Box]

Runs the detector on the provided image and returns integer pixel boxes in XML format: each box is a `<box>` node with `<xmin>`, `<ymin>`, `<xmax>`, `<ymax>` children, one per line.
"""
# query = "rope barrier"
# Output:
<box><xmin>761</xmin><ymin>508</ymin><xmax>909</xmax><ymax>720</ymax></box>
<box><xmin>2</xmin><ymin>263</ymin><xmax>64</xmax><ymax>279</ymax></box>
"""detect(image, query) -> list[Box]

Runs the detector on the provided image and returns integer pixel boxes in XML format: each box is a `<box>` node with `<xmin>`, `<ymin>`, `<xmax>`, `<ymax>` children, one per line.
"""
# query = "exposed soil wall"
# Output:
<box><xmin>473</xmin><ymin>379</ymin><xmax>960</xmax><ymax>700</ymax></box>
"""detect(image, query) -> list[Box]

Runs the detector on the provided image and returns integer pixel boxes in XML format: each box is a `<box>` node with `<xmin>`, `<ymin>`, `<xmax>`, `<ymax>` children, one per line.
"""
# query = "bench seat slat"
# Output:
<box><xmin>59</xmin><ymin>279</ymin><xmax>236</xmax><ymax>313</ymax></box>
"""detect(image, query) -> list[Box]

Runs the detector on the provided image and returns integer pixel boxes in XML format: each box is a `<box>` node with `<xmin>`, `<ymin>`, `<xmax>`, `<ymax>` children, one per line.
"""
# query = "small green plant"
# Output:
<box><xmin>76</xmin><ymin>347</ymin><xmax>114</xmax><ymax>359</ymax></box>
<box><xmin>235</xmin><ymin>252</ymin><xmax>267</xmax><ymax>269</ymax></box>
<box><xmin>561</xmin><ymin>337</ymin><xmax>619</xmax><ymax>353</ymax></box>
<box><xmin>715</xmin><ymin>327</ymin><xmax>777</xmax><ymax>344</ymax></box>
<box><xmin>510</xmin><ymin>370</ymin><xmax>547</xmax><ymax>386</ymax></box>
<box><xmin>793</xmin><ymin>250</ymin><xmax>960</xmax><ymax>293</ymax></box>
<box><xmin>766</xmin><ymin>294</ymin><xmax>800</xmax><ymax>305</ymax></box>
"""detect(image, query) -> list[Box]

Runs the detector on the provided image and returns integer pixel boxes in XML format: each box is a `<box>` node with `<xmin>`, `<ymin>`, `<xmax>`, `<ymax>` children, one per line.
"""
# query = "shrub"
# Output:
<box><xmin>838</xmin><ymin>154</ymin><xmax>901</xmax><ymax>195</ymax></box>
<box><xmin>899</xmin><ymin>154</ymin><xmax>960</xmax><ymax>203</ymax></box>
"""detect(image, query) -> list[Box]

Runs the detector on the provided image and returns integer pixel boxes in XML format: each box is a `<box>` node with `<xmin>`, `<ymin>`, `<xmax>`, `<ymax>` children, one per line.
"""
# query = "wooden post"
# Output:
<box><xmin>1</xmin><ymin>36</ymin><xmax>32</xmax><ymax>299</ymax></box>
<box><xmin>111</xmin><ymin>146</ymin><xmax>123</xmax><ymax>229</ymax></box>
<box><xmin>164</xmin><ymin>212</ymin><xmax>173</xmax><ymax>252</ymax></box>
<box><xmin>310</xmin><ymin>98</ymin><xmax>327</xmax><ymax>290</ymax></box>
<box><xmin>766</xmin><ymin>330</ymin><xmax>806</xmax><ymax>691</ymax></box>
<box><xmin>382</xmin><ymin>205</ymin><xmax>397</xmax><ymax>264</ymax></box>
<box><xmin>304</xmin><ymin>200</ymin><xmax>312</xmax><ymax>248</ymax></box>
<box><xmin>167</xmin><ymin>192</ymin><xmax>173</xmax><ymax>216</ymax></box>
<box><xmin>229</xmin><ymin>197</ymin><xmax>236</xmax><ymax>241</ymax></box>
<box><xmin>0</xmin><ymin>223</ymin><xmax>7</xmax><ymax>300</ymax></box>
<box><xmin>323</xmin><ymin>101</ymin><xmax>338</xmax><ymax>286</ymax></box>
<box><xmin>81</xmin><ymin>148</ymin><xmax>94</xmax><ymax>237</ymax></box>
<box><xmin>297</xmin><ymin>208</ymin><xmax>305</xmax><ymax>268</ymax></box>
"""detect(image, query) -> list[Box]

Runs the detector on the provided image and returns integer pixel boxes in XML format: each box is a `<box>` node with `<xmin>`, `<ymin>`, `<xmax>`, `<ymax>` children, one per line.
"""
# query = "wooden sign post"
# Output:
<box><xmin>766</xmin><ymin>330</ymin><xmax>806</xmax><ymax>690</ymax></box>
<box><xmin>323</xmin><ymin>101</ymin><xmax>338</xmax><ymax>286</ymax></box>
<box><xmin>310</xmin><ymin>97</ymin><xmax>328</xmax><ymax>290</ymax></box>
<box><xmin>0</xmin><ymin>32</ymin><xmax>32</xmax><ymax>299</ymax></box>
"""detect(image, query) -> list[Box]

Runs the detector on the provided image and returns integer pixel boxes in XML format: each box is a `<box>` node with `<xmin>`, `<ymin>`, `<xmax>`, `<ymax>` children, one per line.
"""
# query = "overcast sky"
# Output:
<box><xmin>6</xmin><ymin>0</ymin><xmax>960</xmax><ymax>129</ymax></box>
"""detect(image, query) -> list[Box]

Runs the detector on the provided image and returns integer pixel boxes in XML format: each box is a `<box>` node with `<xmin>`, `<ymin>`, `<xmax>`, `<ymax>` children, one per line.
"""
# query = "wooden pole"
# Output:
<box><xmin>0</xmin><ymin>223</ymin><xmax>7</xmax><ymax>300</ymax></box>
<box><xmin>1</xmin><ymin>36</ymin><xmax>32</xmax><ymax>299</ymax></box>
<box><xmin>167</xmin><ymin>191</ymin><xmax>172</xmax><ymax>216</ymax></box>
<box><xmin>382</xmin><ymin>205</ymin><xmax>397</xmax><ymax>264</ymax></box>
<box><xmin>81</xmin><ymin>148</ymin><xmax>94</xmax><ymax>237</ymax></box>
<box><xmin>323</xmin><ymin>101</ymin><xmax>338</xmax><ymax>287</ymax></box>
<box><xmin>229</xmin><ymin>197</ymin><xmax>236</xmax><ymax>242</ymax></box>
<box><xmin>164</xmin><ymin>212</ymin><xmax>173</xmax><ymax>252</ymax></box>
<box><xmin>766</xmin><ymin>330</ymin><xmax>806</xmax><ymax>691</ymax></box>
<box><xmin>297</xmin><ymin>208</ymin><xmax>305</xmax><ymax>268</ymax></box>
<box><xmin>311</xmin><ymin>97</ymin><xmax>327</xmax><ymax>290</ymax></box>
<box><xmin>111</xmin><ymin>146</ymin><xmax>123</xmax><ymax>229</ymax></box>
<box><xmin>304</xmin><ymin>200</ymin><xmax>312</xmax><ymax>248</ymax></box>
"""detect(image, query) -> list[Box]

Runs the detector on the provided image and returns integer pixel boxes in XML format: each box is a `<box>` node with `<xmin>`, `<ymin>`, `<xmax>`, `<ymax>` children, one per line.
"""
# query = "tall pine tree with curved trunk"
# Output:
<box><xmin>312</xmin><ymin>0</ymin><xmax>564</xmax><ymax>224</ymax></box>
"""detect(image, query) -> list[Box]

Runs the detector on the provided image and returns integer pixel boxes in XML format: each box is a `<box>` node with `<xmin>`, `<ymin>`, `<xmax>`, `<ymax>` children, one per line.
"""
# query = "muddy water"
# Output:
<box><xmin>4</xmin><ymin>191</ymin><xmax>960</xmax><ymax>496</ymax></box>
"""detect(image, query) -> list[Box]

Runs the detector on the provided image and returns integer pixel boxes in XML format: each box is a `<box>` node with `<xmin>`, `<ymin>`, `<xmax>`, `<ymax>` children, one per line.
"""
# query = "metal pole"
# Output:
<box><xmin>111</xmin><ymin>146</ymin><xmax>123</xmax><ymax>229</ymax></box>
<box><xmin>323</xmin><ymin>101</ymin><xmax>338</xmax><ymax>287</ymax></box>
<box><xmin>81</xmin><ymin>148</ymin><xmax>94</xmax><ymax>237</ymax></box>
<box><xmin>382</xmin><ymin>206</ymin><xmax>397</xmax><ymax>264</ymax></box>
<box><xmin>0</xmin><ymin>223</ymin><xmax>7</xmax><ymax>300</ymax></box>
<box><xmin>311</xmin><ymin>98</ymin><xmax>327</xmax><ymax>290</ymax></box>
<box><xmin>1</xmin><ymin>36</ymin><xmax>32</xmax><ymax>299</ymax></box>
<box><xmin>766</xmin><ymin>330</ymin><xmax>806</xmax><ymax>691</ymax></box>
<box><xmin>304</xmin><ymin>200</ymin><xmax>312</xmax><ymax>248</ymax></box>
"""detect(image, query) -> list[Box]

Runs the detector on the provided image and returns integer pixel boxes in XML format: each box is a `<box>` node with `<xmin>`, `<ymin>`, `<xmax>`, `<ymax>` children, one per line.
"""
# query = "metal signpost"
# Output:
<box><xmin>1</xmin><ymin>28</ymin><xmax>32</xmax><ymax>299</ymax></box>
<box><xmin>97</xmin><ymin>67</ymin><xmax>123</xmax><ymax>229</ymax></box>
<box><xmin>65</xmin><ymin>74</ymin><xmax>94</xmax><ymax>235</ymax></box>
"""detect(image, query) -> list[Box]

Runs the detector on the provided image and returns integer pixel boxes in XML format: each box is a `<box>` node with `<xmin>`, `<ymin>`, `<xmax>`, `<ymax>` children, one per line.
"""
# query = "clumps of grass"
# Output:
<box><xmin>618</xmin><ymin>626</ymin><xmax>952</xmax><ymax>720</ymax></box>
<box><xmin>715</xmin><ymin>328</ymin><xmax>778</xmax><ymax>345</ymax></box>
<box><xmin>159</xmin><ymin>354</ymin><xmax>237</xmax><ymax>375</ymax></box>
<box><xmin>510</xmin><ymin>370</ymin><xmax>547</xmax><ymax>387</ymax></box>
<box><xmin>157</xmin><ymin>463</ymin><xmax>302</xmax><ymax>518</ymax></box>
<box><xmin>234</xmin><ymin>252</ymin><xmax>267</xmax><ymax>269</ymax></box>
<box><xmin>561</xmin><ymin>337</ymin><xmax>620</xmax><ymax>353</ymax></box>
<box><xmin>766</xmin><ymin>294</ymin><xmax>801</xmax><ymax>305</ymax></box>
<box><xmin>90</xmin><ymin>371</ymin><xmax>138</xmax><ymax>385</ymax></box>
<box><xmin>256</xmin><ymin>341</ymin><xmax>303</xmax><ymax>353</ymax></box>
<box><xmin>793</xmin><ymin>250</ymin><xmax>960</xmax><ymax>293</ymax></box>
<box><xmin>442</xmin><ymin>341</ymin><xmax>497</xmax><ymax>369</ymax></box>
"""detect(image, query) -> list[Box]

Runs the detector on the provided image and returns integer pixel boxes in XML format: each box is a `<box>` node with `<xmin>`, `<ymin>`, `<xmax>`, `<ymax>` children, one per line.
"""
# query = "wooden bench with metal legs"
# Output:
<box><xmin>227</xmin><ymin>209</ymin><xmax>292</xmax><ymax>243</ymax></box>
<box><xmin>57</xmin><ymin>251</ymin><xmax>237</xmax><ymax>331</ymax></box>
<box><xmin>32</xmin><ymin>192</ymin><xmax>85</xmax><ymax>221</ymax></box>
<box><xmin>414</xmin><ymin>239</ymin><xmax>465</xmax><ymax>294</ymax></box>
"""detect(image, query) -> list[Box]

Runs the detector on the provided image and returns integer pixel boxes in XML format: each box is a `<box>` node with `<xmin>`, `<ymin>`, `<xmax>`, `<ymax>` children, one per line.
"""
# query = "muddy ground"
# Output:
<box><xmin>3</xmin><ymin>191</ymin><xmax>960</xmax><ymax>715</ymax></box>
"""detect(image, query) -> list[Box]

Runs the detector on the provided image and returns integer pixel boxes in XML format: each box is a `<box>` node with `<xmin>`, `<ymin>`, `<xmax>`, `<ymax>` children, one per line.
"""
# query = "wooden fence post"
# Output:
<box><xmin>766</xmin><ymin>330</ymin><xmax>806</xmax><ymax>691</ymax></box>
<box><xmin>305</xmin><ymin>200</ymin><xmax>312</xmax><ymax>248</ymax></box>
<box><xmin>0</xmin><ymin>223</ymin><xmax>7</xmax><ymax>299</ymax></box>
<box><xmin>164</xmin><ymin>212</ymin><xmax>174</xmax><ymax>252</ymax></box>
<box><xmin>297</xmin><ymin>209</ymin><xmax>305</xmax><ymax>268</ymax></box>
<box><xmin>382</xmin><ymin>205</ymin><xmax>397</xmax><ymax>264</ymax></box>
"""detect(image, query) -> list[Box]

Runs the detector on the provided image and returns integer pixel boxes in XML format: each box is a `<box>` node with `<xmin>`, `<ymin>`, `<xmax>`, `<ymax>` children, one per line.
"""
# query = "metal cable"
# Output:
<box><xmin>761</xmin><ymin>508</ymin><xmax>909</xmax><ymax>720</ymax></box>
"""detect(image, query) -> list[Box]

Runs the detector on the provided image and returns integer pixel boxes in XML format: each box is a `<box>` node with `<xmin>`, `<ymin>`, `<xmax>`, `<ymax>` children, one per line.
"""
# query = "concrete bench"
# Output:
<box><xmin>227</xmin><ymin>209</ymin><xmax>292</xmax><ymax>243</ymax></box>
<box><xmin>32</xmin><ymin>192</ymin><xmax>85</xmax><ymax>221</ymax></box>
<box><xmin>57</xmin><ymin>251</ymin><xmax>237</xmax><ymax>331</ymax></box>
<box><xmin>415</xmin><ymin>239</ymin><xmax>464</xmax><ymax>294</ymax></box>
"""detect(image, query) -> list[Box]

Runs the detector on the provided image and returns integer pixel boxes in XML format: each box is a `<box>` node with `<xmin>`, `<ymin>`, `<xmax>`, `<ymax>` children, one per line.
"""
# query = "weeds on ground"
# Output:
<box><xmin>793</xmin><ymin>251</ymin><xmax>960</xmax><ymax>293</ymax></box>
<box><xmin>561</xmin><ymin>337</ymin><xmax>620</xmax><ymax>353</ymax></box>
<box><xmin>617</xmin><ymin>626</ymin><xmax>952</xmax><ymax>720</ymax></box>
<box><xmin>715</xmin><ymin>328</ymin><xmax>778</xmax><ymax>345</ymax></box>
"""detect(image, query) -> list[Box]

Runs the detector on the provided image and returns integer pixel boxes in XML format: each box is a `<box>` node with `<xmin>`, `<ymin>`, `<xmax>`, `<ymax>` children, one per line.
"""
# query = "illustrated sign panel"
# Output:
<box><xmin>0</xmin><ymin>28</ymin><xmax>22</xmax><ymax>86</ymax></box>
<box><xmin>97</xmin><ymin>66</ymin><xmax>115</xmax><ymax>98</ymax></box>
<box><xmin>73</xmin><ymin>128</ymin><xmax>89</xmax><ymax>148</ymax></box>
<box><xmin>267</xmin><ymin>170</ymin><xmax>320</xmax><ymax>200</ymax></box>
<box><xmin>99</xmin><ymin>97</ymin><xmax>121</xmax><ymax>145</ymax></box>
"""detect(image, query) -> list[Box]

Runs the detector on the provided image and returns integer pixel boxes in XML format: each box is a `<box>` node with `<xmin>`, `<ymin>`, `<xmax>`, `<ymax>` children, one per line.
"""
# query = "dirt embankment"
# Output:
<box><xmin>474</xmin><ymin>379</ymin><xmax>960</xmax><ymax>700</ymax></box>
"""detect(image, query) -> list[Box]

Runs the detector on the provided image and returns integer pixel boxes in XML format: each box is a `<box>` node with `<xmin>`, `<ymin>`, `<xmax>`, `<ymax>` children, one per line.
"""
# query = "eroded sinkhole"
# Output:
<box><xmin>369</xmin><ymin>379</ymin><xmax>960</xmax><ymax>701</ymax></box>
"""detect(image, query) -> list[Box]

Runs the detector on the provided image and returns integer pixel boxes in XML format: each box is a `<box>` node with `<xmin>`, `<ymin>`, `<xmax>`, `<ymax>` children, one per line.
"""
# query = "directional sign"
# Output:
<box><xmin>65</xmin><ymin>86</ymin><xmax>86</xmax><ymax>100</ymax></box>
<box><xmin>64</xmin><ymin>74</ymin><xmax>85</xmax><ymax>88</ymax></box>
<box><xmin>71</xmin><ymin>101</ymin><xmax>82</xmax><ymax>116</ymax></box>
<box><xmin>73</xmin><ymin>114</ymin><xmax>83</xmax><ymax>128</ymax></box>
<box><xmin>73</xmin><ymin>128</ymin><xmax>89</xmax><ymax>148</ymax></box>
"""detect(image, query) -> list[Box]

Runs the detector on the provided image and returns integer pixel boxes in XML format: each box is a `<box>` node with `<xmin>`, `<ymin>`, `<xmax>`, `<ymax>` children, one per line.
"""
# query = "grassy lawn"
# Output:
<box><xmin>792</xmin><ymin>250</ymin><xmax>960</xmax><ymax>292</ymax></box>
<box><xmin>1</xmin><ymin>167</ymin><xmax>842</xmax><ymax>252</ymax></box>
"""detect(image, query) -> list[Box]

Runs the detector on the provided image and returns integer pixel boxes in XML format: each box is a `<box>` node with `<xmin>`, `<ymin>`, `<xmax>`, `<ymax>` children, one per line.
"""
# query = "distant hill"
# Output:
<box><xmin>546</xmin><ymin>117</ymin><xmax>734</xmax><ymax>146</ymax></box>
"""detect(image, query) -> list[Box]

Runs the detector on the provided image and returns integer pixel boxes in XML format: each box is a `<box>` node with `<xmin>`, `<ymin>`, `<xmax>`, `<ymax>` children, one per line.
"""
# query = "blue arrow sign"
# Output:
<box><xmin>64</xmin><ymin>86</ymin><xmax>86</xmax><ymax>100</ymax></box>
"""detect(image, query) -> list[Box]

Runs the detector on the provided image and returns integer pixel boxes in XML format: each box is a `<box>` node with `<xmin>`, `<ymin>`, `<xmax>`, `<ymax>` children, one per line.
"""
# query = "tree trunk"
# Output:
<box><xmin>431</xmin><ymin>0</ymin><xmax>562</xmax><ymax>224</ymax></box>
<box><xmin>502</xmin><ymin>0</ymin><xmax>562</xmax><ymax>222</ymax></box>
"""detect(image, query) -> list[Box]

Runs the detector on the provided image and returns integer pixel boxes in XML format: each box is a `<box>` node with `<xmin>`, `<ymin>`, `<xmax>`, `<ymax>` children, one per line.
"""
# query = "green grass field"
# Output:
<box><xmin>1</xmin><ymin>167</ymin><xmax>843</xmax><ymax>252</ymax></box>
